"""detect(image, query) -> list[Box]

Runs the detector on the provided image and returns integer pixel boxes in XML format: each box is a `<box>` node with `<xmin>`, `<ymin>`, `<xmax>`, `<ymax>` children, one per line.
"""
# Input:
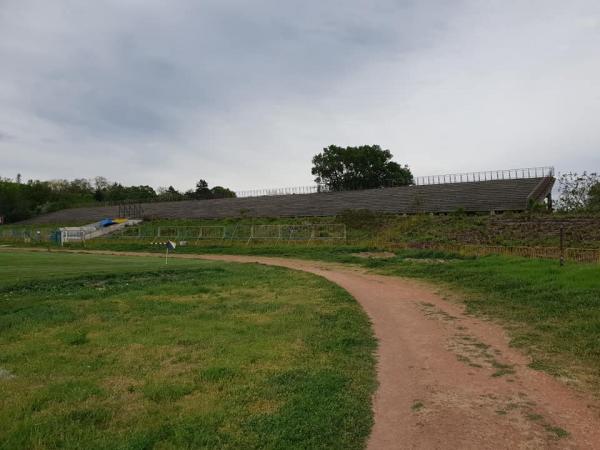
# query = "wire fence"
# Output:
<box><xmin>104</xmin><ymin>224</ymin><xmax>347</xmax><ymax>243</ymax></box>
<box><xmin>389</xmin><ymin>242</ymin><xmax>600</xmax><ymax>264</ymax></box>
<box><xmin>235</xmin><ymin>185</ymin><xmax>330</xmax><ymax>198</ymax></box>
<box><xmin>0</xmin><ymin>227</ymin><xmax>56</xmax><ymax>243</ymax></box>
<box><xmin>2</xmin><ymin>223</ymin><xmax>599</xmax><ymax>264</ymax></box>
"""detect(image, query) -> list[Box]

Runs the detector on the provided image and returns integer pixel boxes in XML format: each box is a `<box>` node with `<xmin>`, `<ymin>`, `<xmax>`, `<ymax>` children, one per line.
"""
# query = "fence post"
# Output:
<box><xmin>247</xmin><ymin>225</ymin><xmax>254</xmax><ymax>245</ymax></box>
<box><xmin>560</xmin><ymin>226</ymin><xmax>565</xmax><ymax>267</ymax></box>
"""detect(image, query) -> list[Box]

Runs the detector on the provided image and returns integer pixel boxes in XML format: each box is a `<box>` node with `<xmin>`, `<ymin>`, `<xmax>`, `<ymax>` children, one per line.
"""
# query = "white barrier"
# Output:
<box><xmin>59</xmin><ymin>219</ymin><xmax>142</xmax><ymax>245</ymax></box>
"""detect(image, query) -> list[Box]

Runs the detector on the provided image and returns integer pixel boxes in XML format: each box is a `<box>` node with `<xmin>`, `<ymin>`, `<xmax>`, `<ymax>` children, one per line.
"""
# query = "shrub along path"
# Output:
<box><xmin>6</xmin><ymin>248</ymin><xmax>600</xmax><ymax>449</ymax></box>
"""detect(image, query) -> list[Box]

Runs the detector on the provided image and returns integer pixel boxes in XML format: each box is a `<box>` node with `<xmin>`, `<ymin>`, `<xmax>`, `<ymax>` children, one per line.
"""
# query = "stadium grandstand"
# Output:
<box><xmin>18</xmin><ymin>167</ymin><xmax>555</xmax><ymax>224</ymax></box>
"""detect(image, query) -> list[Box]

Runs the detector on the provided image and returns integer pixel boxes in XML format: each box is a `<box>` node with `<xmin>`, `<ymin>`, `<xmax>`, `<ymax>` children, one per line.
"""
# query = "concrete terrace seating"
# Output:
<box><xmin>19</xmin><ymin>177</ymin><xmax>555</xmax><ymax>225</ymax></box>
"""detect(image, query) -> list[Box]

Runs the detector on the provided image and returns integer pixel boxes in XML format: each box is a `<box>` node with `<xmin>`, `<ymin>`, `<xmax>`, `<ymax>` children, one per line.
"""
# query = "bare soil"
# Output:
<box><xmin>9</xmin><ymin>248</ymin><xmax>600</xmax><ymax>449</ymax></box>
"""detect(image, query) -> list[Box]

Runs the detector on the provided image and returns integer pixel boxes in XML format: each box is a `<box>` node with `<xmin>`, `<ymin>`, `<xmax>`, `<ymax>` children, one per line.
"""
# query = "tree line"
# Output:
<box><xmin>0</xmin><ymin>176</ymin><xmax>235</xmax><ymax>223</ymax></box>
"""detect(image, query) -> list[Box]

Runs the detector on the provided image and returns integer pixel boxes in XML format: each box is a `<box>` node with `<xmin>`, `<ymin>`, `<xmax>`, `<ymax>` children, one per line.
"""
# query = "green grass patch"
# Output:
<box><xmin>0</xmin><ymin>250</ymin><xmax>204</xmax><ymax>288</ymax></box>
<box><xmin>0</xmin><ymin>251</ymin><xmax>376</xmax><ymax>449</ymax></box>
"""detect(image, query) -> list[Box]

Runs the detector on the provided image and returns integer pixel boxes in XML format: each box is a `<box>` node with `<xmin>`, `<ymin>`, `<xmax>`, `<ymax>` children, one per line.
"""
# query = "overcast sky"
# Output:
<box><xmin>1</xmin><ymin>1</ymin><xmax>599</xmax><ymax>192</ymax></box>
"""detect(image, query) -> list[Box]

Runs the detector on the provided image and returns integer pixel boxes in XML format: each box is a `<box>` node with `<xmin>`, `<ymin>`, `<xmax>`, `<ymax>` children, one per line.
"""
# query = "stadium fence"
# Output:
<box><xmin>388</xmin><ymin>242</ymin><xmax>600</xmax><ymax>264</ymax></box>
<box><xmin>105</xmin><ymin>224</ymin><xmax>347</xmax><ymax>243</ymax></box>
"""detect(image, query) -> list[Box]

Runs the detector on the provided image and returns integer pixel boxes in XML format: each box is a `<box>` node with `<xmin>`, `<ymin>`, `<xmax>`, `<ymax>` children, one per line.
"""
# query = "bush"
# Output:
<box><xmin>335</xmin><ymin>209</ymin><xmax>386</xmax><ymax>231</ymax></box>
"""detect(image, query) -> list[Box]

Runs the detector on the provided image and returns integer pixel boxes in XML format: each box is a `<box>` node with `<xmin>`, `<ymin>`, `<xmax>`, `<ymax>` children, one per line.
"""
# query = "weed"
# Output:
<box><xmin>411</xmin><ymin>401</ymin><xmax>424</xmax><ymax>411</ymax></box>
<box><xmin>543</xmin><ymin>424</ymin><xmax>570</xmax><ymax>439</ymax></box>
<box><xmin>526</xmin><ymin>413</ymin><xmax>543</xmax><ymax>421</ymax></box>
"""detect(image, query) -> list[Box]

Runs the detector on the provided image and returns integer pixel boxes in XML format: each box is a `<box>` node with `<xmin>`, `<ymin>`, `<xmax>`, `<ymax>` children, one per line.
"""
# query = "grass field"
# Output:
<box><xmin>0</xmin><ymin>251</ymin><xmax>376</xmax><ymax>449</ymax></box>
<box><xmin>3</xmin><ymin>239</ymin><xmax>600</xmax><ymax>447</ymax></box>
<box><xmin>51</xmin><ymin>241</ymin><xmax>600</xmax><ymax>394</ymax></box>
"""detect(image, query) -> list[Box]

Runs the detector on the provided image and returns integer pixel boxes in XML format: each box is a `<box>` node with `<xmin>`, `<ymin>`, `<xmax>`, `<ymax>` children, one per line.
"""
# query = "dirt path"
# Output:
<box><xmin>197</xmin><ymin>254</ymin><xmax>600</xmax><ymax>450</ymax></box>
<box><xmin>6</xmin><ymin>249</ymin><xmax>600</xmax><ymax>449</ymax></box>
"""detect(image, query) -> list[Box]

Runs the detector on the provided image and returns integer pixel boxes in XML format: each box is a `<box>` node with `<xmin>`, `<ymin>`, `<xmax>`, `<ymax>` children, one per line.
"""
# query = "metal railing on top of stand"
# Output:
<box><xmin>234</xmin><ymin>167</ymin><xmax>555</xmax><ymax>198</ymax></box>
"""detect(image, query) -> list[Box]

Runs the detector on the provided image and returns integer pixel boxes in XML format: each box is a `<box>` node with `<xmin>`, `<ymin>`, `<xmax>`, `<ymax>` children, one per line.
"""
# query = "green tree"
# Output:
<box><xmin>185</xmin><ymin>180</ymin><xmax>236</xmax><ymax>200</ymax></box>
<box><xmin>210</xmin><ymin>186</ymin><xmax>236</xmax><ymax>199</ymax></box>
<box><xmin>165</xmin><ymin>186</ymin><xmax>183</xmax><ymax>201</ymax></box>
<box><xmin>311</xmin><ymin>145</ymin><xmax>413</xmax><ymax>191</ymax></box>
<box><xmin>588</xmin><ymin>182</ymin><xmax>600</xmax><ymax>211</ymax></box>
<box><xmin>0</xmin><ymin>180</ymin><xmax>31</xmax><ymax>222</ymax></box>
<box><xmin>557</xmin><ymin>172</ymin><xmax>600</xmax><ymax>212</ymax></box>
<box><xmin>194</xmin><ymin>179</ymin><xmax>212</xmax><ymax>200</ymax></box>
<box><xmin>0</xmin><ymin>173</ymin><xmax>236</xmax><ymax>223</ymax></box>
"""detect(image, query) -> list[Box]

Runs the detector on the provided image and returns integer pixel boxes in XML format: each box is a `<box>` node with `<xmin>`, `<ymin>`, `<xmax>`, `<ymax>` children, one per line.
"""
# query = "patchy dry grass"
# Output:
<box><xmin>0</xmin><ymin>251</ymin><xmax>376</xmax><ymax>449</ymax></box>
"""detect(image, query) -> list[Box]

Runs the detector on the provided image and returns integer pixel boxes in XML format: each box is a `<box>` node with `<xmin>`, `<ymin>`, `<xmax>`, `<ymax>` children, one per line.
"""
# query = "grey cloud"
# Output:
<box><xmin>4</xmin><ymin>1</ymin><xmax>455</xmax><ymax>141</ymax></box>
<box><xmin>0</xmin><ymin>131</ymin><xmax>14</xmax><ymax>141</ymax></box>
<box><xmin>0</xmin><ymin>0</ymin><xmax>598</xmax><ymax>190</ymax></box>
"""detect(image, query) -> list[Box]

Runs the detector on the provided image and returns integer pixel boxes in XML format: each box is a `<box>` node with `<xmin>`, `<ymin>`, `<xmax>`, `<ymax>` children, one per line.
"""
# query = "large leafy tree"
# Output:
<box><xmin>311</xmin><ymin>145</ymin><xmax>413</xmax><ymax>191</ymax></box>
